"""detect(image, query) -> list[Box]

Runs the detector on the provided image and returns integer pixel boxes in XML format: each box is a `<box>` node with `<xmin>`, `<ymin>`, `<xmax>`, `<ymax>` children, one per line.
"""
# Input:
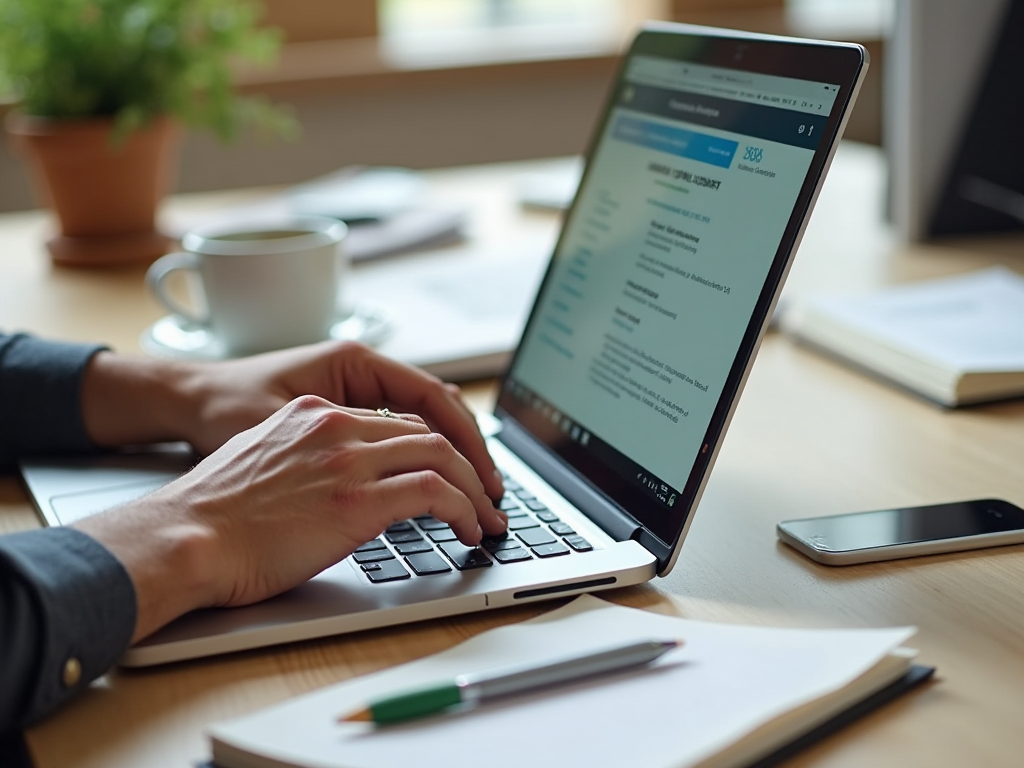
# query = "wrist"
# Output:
<box><xmin>81</xmin><ymin>352</ymin><xmax>200</xmax><ymax>448</ymax></box>
<box><xmin>75</xmin><ymin>492</ymin><xmax>222</xmax><ymax>642</ymax></box>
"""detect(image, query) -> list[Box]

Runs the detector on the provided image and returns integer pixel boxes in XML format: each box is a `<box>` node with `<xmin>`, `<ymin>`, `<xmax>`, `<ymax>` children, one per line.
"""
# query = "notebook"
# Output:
<box><xmin>18</xmin><ymin>22</ymin><xmax>868</xmax><ymax>666</ymax></box>
<box><xmin>781</xmin><ymin>267</ymin><xmax>1024</xmax><ymax>406</ymax></box>
<box><xmin>205</xmin><ymin>596</ymin><xmax>934</xmax><ymax>768</ymax></box>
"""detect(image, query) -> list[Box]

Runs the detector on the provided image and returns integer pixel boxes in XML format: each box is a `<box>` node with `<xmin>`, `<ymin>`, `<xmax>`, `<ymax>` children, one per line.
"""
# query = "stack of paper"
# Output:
<box><xmin>207</xmin><ymin>595</ymin><xmax>928</xmax><ymax>768</ymax></box>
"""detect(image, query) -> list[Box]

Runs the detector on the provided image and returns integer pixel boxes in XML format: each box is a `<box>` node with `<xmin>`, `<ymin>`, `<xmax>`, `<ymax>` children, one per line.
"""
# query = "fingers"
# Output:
<box><xmin>341</xmin><ymin>406</ymin><xmax>430</xmax><ymax>438</ymax></box>
<box><xmin>360</xmin><ymin>432</ymin><xmax>508</xmax><ymax>538</ymax></box>
<box><xmin>337</xmin><ymin>345</ymin><xmax>505</xmax><ymax>501</ymax></box>
<box><xmin>372</xmin><ymin>472</ymin><xmax>483</xmax><ymax>544</ymax></box>
<box><xmin>284</xmin><ymin>397</ymin><xmax>507</xmax><ymax>542</ymax></box>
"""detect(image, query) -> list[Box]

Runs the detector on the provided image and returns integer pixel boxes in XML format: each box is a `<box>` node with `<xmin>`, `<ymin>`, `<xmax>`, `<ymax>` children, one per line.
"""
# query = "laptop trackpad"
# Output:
<box><xmin>50</xmin><ymin>478</ymin><xmax>178</xmax><ymax>525</ymax></box>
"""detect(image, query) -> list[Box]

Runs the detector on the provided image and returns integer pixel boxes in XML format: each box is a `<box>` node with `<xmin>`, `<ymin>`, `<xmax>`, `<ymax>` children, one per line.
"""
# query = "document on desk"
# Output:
<box><xmin>782</xmin><ymin>267</ymin><xmax>1024</xmax><ymax>406</ymax></box>
<box><xmin>208</xmin><ymin>595</ymin><xmax>928</xmax><ymax>768</ymax></box>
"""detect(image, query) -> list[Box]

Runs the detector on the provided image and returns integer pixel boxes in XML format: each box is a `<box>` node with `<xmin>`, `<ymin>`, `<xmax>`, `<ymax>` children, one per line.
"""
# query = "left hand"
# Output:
<box><xmin>81</xmin><ymin>341</ymin><xmax>504</xmax><ymax>501</ymax></box>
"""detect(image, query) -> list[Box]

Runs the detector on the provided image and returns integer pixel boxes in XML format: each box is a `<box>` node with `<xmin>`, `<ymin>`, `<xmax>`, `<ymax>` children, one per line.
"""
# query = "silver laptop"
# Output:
<box><xmin>20</xmin><ymin>23</ymin><xmax>867</xmax><ymax>667</ymax></box>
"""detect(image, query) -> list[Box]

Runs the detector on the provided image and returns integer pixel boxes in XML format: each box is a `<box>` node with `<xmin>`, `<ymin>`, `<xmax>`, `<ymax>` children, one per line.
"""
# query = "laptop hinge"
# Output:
<box><xmin>496</xmin><ymin>419</ymin><xmax>643</xmax><ymax>543</ymax></box>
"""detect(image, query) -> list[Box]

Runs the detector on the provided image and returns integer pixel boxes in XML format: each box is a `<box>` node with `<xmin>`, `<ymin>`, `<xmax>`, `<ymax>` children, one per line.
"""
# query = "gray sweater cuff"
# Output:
<box><xmin>0</xmin><ymin>527</ymin><xmax>136</xmax><ymax>730</ymax></box>
<box><xmin>0</xmin><ymin>334</ymin><xmax>107</xmax><ymax>467</ymax></box>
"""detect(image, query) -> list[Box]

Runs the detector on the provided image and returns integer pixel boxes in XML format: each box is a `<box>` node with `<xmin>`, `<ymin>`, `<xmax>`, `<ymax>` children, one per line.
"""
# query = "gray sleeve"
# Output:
<box><xmin>0</xmin><ymin>527</ymin><xmax>136</xmax><ymax>732</ymax></box>
<box><xmin>0</xmin><ymin>333</ymin><xmax>108</xmax><ymax>469</ymax></box>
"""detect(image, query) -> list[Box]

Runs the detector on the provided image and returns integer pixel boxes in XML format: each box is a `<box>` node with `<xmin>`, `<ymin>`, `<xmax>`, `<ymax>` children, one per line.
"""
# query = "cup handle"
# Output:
<box><xmin>146</xmin><ymin>251</ymin><xmax>209</xmax><ymax>326</ymax></box>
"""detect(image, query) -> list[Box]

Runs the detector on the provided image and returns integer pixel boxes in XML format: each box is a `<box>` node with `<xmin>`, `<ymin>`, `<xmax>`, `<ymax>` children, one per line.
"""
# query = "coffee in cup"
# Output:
<box><xmin>146</xmin><ymin>216</ymin><xmax>347</xmax><ymax>356</ymax></box>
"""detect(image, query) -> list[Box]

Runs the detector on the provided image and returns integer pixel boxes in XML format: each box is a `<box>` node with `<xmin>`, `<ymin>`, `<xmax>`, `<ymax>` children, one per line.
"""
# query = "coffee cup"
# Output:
<box><xmin>146</xmin><ymin>216</ymin><xmax>347</xmax><ymax>356</ymax></box>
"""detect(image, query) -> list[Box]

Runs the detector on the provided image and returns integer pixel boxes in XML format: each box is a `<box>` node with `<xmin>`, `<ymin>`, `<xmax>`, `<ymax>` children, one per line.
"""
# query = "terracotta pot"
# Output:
<box><xmin>6</xmin><ymin>114</ymin><xmax>179</xmax><ymax>267</ymax></box>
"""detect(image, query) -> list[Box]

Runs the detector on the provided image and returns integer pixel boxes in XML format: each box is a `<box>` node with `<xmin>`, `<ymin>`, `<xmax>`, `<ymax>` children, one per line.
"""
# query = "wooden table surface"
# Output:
<box><xmin>2</xmin><ymin>144</ymin><xmax>1024</xmax><ymax>767</ymax></box>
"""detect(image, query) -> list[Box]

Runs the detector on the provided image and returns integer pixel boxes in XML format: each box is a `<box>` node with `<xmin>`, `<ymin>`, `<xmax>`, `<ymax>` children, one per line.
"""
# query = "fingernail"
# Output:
<box><xmin>493</xmin><ymin>469</ymin><xmax>503</xmax><ymax>482</ymax></box>
<box><xmin>476</xmin><ymin>524</ymin><xmax>483</xmax><ymax>541</ymax></box>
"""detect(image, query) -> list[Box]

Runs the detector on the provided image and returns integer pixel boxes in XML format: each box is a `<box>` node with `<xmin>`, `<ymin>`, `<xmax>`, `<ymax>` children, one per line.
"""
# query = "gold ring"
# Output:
<box><xmin>376</xmin><ymin>407</ymin><xmax>395</xmax><ymax>419</ymax></box>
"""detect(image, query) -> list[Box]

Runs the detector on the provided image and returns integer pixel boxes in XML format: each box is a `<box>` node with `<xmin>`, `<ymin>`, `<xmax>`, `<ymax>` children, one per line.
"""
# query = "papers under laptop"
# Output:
<box><xmin>161</xmin><ymin>165</ymin><xmax>560</xmax><ymax>381</ymax></box>
<box><xmin>350</xmin><ymin>229</ymin><xmax>553</xmax><ymax>381</ymax></box>
<box><xmin>19</xmin><ymin>23</ymin><xmax>868</xmax><ymax>667</ymax></box>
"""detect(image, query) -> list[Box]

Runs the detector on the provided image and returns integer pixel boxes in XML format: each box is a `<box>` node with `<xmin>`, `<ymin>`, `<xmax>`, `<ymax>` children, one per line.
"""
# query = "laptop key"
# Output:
<box><xmin>364</xmin><ymin>558</ymin><xmax>411</xmax><ymax>582</ymax></box>
<box><xmin>517</xmin><ymin>528</ymin><xmax>556</xmax><ymax>547</ymax></box>
<box><xmin>513</xmin><ymin>488</ymin><xmax>536</xmax><ymax>501</ymax></box>
<box><xmin>549</xmin><ymin>522</ymin><xmax>575</xmax><ymax>536</ymax></box>
<box><xmin>405</xmin><ymin>552</ymin><xmax>453</xmax><ymax>575</ymax></box>
<box><xmin>482</xmin><ymin>536</ymin><xmax>520</xmax><ymax>553</ymax></box>
<box><xmin>385</xmin><ymin>521</ymin><xmax>414</xmax><ymax>533</ymax></box>
<box><xmin>493</xmin><ymin>547</ymin><xmax>533</xmax><ymax>563</ymax></box>
<box><xmin>416</xmin><ymin>517</ymin><xmax>452</xmax><ymax>531</ymax></box>
<box><xmin>360</xmin><ymin>562</ymin><xmax>382</xmax><ymax>572</ymax></box>
<box><xmin>427</xmin><ymin>527</ymin><xmax>458</xmax><ymax>543</ymax></box>
<box><xmin>524</xmin><ymin>499</ymin><xmax>549</xmax><ymax>512</ymax></box>
<box><xmin>355</xmin><ymin>538</ymin><xmax>387</xmax><ymax>553</ymax></box>
<box><xmin>438</xmin><ymin>543</ymin><xmax>493</xmax><ymax>570</ymax></box>
<box><xmin>536</xmin><ymin>511</ymin><xmax>560</xmax><ymax>524</ymax></box>
<box><xmin>564</xmin><ymin>535</ymin><xmax>593</xmax><ymax>552</ymax></box>
<box><xmin>508</xmin><ymin>517</ymin><xmax>540</xmax><ymax>531</ymax></box>
<box><xmin>385</xmin><ymin>530</ymin><xmax>424</xmax><ymax>544</ymax></box>
<box><xmin>353</xmin><ymin>549</ymin><xmax>396</xmax><ymax>564</ymax></box>
<box><xmin>498</xmin><ymin>496</ymin><xmax>521</xmax><ymax>511</ymax></box>
<box><xmin>532</xmin><ymin>542</ymin><xmax>570</xmax><ymax>558</ymax></box>
<box><xmin>395</xmin><ymin>540</ymin><xmax>435</xmax><ymax>556</ymax></box>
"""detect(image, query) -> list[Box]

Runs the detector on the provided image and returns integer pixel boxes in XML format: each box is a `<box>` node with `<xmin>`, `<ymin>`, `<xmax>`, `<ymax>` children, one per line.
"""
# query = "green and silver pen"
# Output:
<box><xmin>340</xmin><ymin>638</ymin><xmax>682</xmax><ymax>725</ymax></box>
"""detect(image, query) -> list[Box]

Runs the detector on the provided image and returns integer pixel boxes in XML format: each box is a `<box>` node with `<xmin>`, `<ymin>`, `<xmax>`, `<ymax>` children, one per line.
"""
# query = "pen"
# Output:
<box><xmin>339</xmin><ymin>638</ymin><xmax>682</xmax><ymax>725</ymax></box>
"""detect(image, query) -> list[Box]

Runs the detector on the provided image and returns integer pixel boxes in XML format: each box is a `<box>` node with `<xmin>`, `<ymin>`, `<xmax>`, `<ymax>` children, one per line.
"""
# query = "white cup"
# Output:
<box><xmin>146</xmin><ymin>217</ymin><xmax>347</xmax><ymax>356</ymax></box>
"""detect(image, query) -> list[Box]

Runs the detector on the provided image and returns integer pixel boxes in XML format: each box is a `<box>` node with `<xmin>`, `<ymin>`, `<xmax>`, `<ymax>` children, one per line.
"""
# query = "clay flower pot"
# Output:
<box><xmin>6</xmin><ymin>114</ymin><xmax>179</xmax><ymax>267</ymax></box>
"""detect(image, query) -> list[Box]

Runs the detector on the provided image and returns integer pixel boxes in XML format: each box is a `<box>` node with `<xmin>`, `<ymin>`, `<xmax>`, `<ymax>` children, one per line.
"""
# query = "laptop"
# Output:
<box><xmin>19</xmin><ymin>23</ymin><xmax>867</xmax><ymax>666</ymax></box>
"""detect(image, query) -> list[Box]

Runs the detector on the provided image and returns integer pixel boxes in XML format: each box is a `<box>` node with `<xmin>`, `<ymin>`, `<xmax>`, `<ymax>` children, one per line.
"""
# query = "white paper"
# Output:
<box><xmin>209</xmin><ymin>595</ymin><xmax>914</xmax><ymax>768</ymax></box>
<box><xmin>799</xmin><ymin>267</ymin><xmax>1024</xmax><ymax>372</ymax></box>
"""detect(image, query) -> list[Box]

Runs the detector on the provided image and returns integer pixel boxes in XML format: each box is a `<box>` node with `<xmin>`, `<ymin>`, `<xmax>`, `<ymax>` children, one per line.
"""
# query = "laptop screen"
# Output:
<box><xmin>498</xmin><ymin>32</ymin><xmax>855</xmax><ymax>547</ymax></box>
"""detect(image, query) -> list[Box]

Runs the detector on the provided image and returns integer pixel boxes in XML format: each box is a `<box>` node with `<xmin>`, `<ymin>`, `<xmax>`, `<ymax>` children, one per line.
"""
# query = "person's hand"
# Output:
<box><xmin>80</xmin><ymin>340</ymin><xmax>504</xmax><ymax>501</ymax></box>
<box><xmin>75</xmin><ymin>395</ymin><xmax>509</xmax><ymax>643</ymax></box>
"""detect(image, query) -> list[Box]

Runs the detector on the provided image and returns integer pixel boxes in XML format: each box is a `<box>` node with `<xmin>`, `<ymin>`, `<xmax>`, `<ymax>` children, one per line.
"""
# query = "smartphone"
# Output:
<box><xmin>777</xmin><ymin>499</ymin><xmax>1024</xmax><ymax>565</ymax></box>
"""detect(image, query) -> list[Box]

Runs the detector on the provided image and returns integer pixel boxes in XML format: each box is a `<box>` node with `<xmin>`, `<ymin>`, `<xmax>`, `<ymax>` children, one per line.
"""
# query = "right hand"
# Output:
<box><xmin>75</xmin><ymin>395</ymin><xmax>508</xmax><ymax>642</ymax></box>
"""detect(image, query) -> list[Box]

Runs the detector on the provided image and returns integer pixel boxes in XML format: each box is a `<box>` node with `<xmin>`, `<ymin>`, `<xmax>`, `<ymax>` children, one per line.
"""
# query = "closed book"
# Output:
<box><xmin>782</xmin><ymin>267</ymin><xmax>1024</xmax><ymax>406</ymax></box>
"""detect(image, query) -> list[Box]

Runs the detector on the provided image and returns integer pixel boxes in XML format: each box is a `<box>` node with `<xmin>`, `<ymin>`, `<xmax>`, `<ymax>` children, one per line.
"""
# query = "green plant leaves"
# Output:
<box><xmin>0</xmin><ymin>0</ymin><xmax>298</xmax><ymax>142</ymax></box>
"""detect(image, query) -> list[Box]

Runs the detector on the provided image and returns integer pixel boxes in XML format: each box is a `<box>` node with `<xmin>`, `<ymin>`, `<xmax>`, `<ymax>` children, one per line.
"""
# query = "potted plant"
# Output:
<box><xmin>0</xmin><ymin>0</ymin><xmax>294</xmax><ymax>267</ymax></box>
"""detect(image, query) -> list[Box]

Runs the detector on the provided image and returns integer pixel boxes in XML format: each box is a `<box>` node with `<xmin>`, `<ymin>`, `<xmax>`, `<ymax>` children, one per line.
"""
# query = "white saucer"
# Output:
<box><xmin>140</xmin><ymin>305</ymin><xmax>392</xmax><ymax>361</ymax></box>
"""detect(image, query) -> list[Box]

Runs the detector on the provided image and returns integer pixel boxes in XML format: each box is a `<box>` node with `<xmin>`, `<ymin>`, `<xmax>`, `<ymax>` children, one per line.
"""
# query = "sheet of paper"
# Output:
<box><xmin>802</xmin><ymin>267</ymin><xmax>1024</xmax><ymax>372</ymax></box>
<box><xmin>209</xmin><ymin>596</ymin><xmax>914</xmax><ymax>768</ymax></box>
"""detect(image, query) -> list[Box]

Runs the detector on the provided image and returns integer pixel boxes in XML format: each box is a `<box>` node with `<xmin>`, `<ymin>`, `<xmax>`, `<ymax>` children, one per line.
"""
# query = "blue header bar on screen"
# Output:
<box><xmin>612</xmin><ymin>116</ymin><xmax>737</xmax><ymax>168</ymax></box>
<box><xmin>619</xmin><ymin>84</ymin><xmax>828</xmax><ymax>152</ymax></box>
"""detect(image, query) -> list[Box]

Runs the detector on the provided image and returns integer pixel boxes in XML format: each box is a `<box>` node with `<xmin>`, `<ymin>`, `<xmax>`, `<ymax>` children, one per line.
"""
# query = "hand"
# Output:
<box><xmin>81</xmin><ymin>340</ymin><xmax>504</xmax><ymax>501</ymax></box>
<box><xmin>75</xmin><ymin>395</ymin><xmax>509</xmax><ymax>643</ymax></box>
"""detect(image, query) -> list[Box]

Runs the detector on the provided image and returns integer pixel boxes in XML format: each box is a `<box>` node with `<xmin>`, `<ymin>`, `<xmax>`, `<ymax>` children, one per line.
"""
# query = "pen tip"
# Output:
<box><xmin>339</xmin><ymin>708</ymin><xmax>373</xmax><ymax>723</ymax></box>
<box><xmin>663</xmin><ymin>639</ymin><xmax>684</xmax><ymax>649</ymax></box>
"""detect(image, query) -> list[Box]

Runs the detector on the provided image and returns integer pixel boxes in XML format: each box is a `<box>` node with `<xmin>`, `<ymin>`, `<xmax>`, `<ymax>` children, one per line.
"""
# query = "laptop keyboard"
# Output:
<box><xmin>352</xmin><ymin>474</ymin><xmax>595</xmax><ymax>583</ymax></box>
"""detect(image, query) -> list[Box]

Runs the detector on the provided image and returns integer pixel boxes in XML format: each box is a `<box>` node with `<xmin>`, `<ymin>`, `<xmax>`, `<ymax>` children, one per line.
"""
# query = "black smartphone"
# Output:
<box><xmin>777</xmin><ymin>498</ymin><xmax>1024</xmax><ymax>565</ymax></box>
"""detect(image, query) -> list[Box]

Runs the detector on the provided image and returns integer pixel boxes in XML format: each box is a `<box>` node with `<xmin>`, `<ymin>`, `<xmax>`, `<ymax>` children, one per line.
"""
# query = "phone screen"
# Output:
<box><xmin>781</xmin><ymin>499</ymin><xmax>1024</xmax><ymax>552</ymax></box>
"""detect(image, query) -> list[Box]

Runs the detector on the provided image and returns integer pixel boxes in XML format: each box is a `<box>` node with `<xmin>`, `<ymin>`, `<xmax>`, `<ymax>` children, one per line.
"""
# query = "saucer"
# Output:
<box><xmin>140</xmin><ymin>305</ymin><xmax>392</xmax><ymax>361</ymax></box>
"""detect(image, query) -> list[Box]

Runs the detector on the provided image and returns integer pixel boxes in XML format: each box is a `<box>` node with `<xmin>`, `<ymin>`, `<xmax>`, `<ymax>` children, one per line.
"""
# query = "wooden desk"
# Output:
<box><xmin>2</xmin><ymin>144</ymin><xmax>1024</xmax><ymax>767</ymax></box>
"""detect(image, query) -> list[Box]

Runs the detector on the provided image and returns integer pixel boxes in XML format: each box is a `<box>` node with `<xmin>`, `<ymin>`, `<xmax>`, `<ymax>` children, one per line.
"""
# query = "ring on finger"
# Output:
<box><xmin>376</xmin><ymin>407</ymin><xmax>396</xmax><ymax>419</ymax></box>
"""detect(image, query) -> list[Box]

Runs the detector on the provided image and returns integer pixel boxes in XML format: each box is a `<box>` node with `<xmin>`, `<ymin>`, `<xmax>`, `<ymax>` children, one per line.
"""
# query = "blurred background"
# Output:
<box><xmin>0</xmin><ymin>0</ymin><xmax>892</xmax><ymax>212</ymax></box>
